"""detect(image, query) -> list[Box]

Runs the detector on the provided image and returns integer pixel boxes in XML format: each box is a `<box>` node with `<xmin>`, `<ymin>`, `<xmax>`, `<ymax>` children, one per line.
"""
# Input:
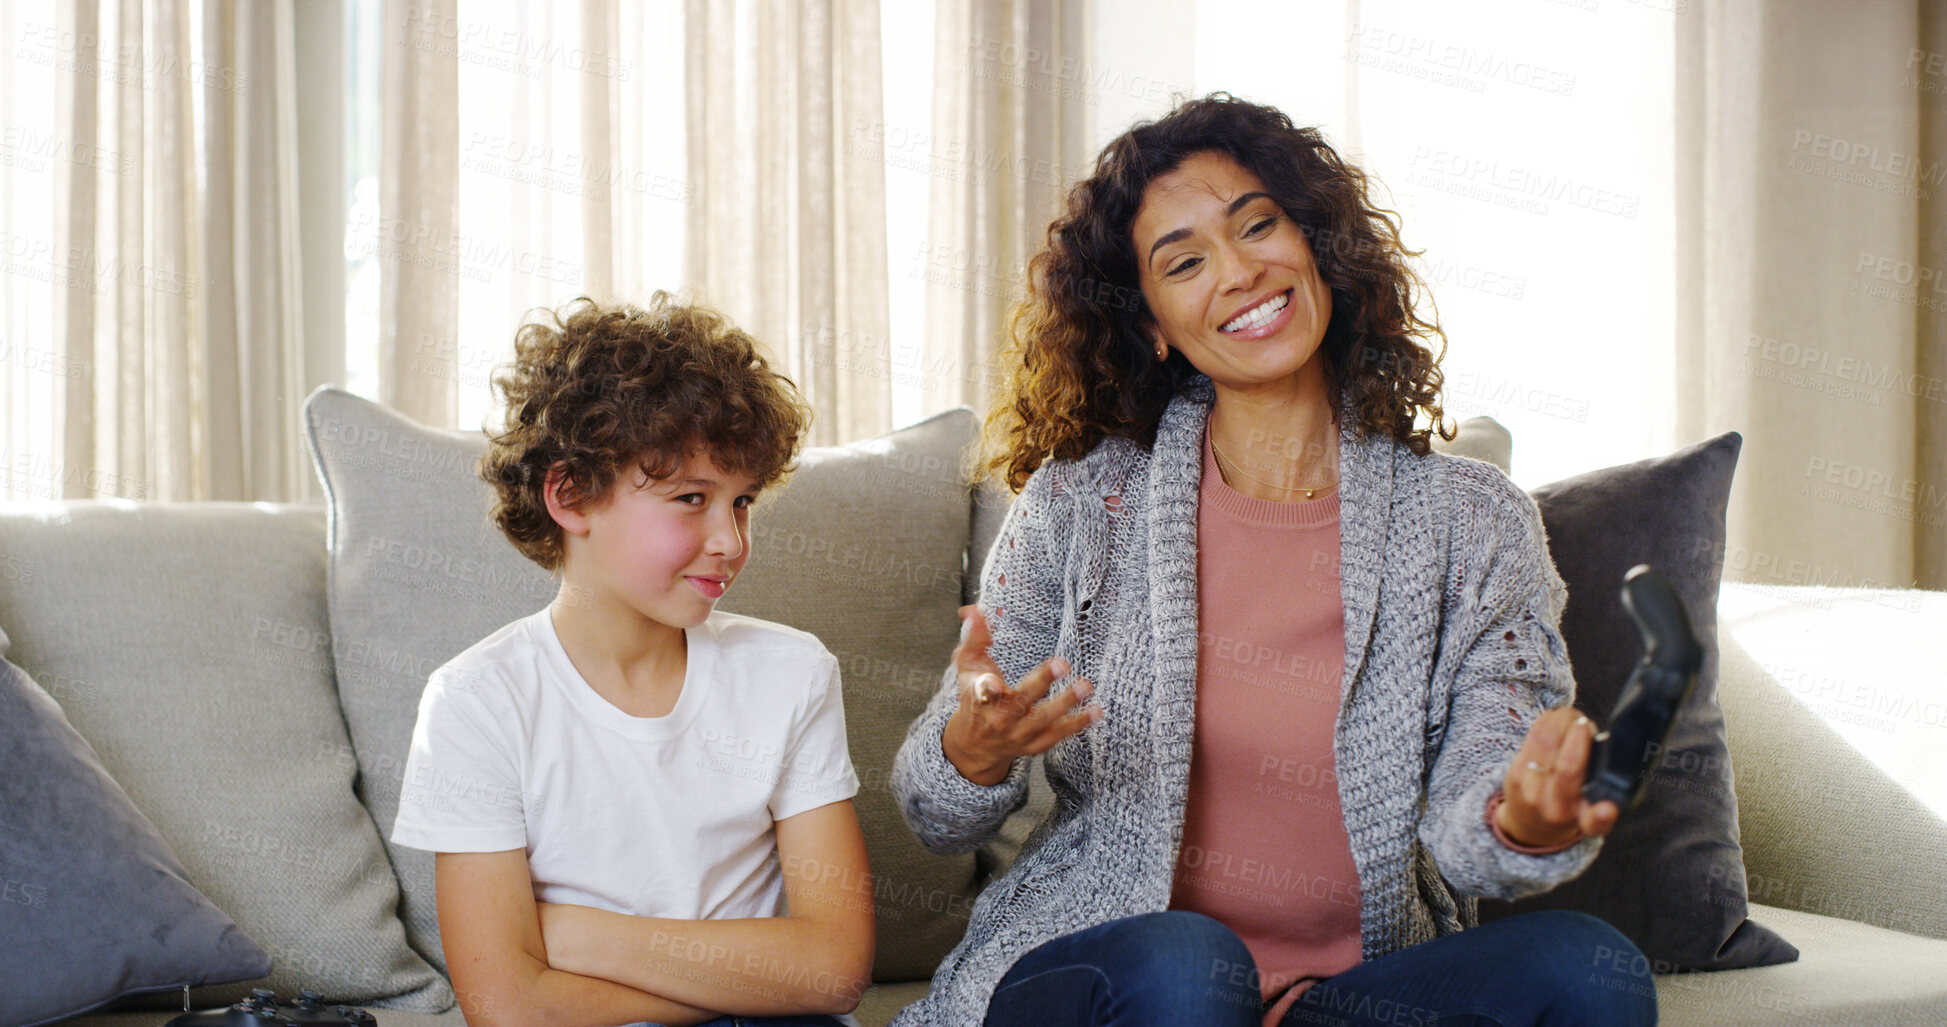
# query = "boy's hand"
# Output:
<box><xmin>941</xmin><ymin>606</ymin><xmax>1101</xmax><ymax>786</ymax></box>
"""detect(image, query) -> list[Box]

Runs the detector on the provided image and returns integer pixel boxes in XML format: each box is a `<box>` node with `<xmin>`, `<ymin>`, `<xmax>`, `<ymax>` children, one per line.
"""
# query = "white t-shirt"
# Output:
<box><xmin>391</xmin><ymin>608</ymin><xmax>860</xmax><ymax>926</ymax></box>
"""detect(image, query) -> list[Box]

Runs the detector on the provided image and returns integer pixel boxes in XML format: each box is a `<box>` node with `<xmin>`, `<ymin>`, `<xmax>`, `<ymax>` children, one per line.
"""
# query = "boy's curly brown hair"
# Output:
<box><xmin>985</xmin><ymin>92</ymin><xmax>1451</xmax><ymax>491</ymax></box>
<box><xmin>481</xmin><ymin>293</ymin><xmax>811</xmax><ymax>572</ymax></box>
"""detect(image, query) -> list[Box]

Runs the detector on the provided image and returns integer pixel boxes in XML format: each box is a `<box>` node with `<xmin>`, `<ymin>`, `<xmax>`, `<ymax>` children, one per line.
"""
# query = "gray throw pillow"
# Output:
<box><xmin>304</xmin><ymin>386</ymin><xmax>984</xmax><ymax>982</ymax></box>
<box><xmin>1477</xmin><ymin>431</ymin><xmax>1799</xmax><ymax>971</ymax></box>
<box><xmin>0</xmin><ymin>628</ymin><xmax>271</xmax><ymax>1026</ymax></box>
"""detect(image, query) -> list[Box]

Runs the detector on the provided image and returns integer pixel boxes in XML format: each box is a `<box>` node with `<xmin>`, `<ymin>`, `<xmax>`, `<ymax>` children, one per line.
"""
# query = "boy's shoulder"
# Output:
<box><xmin>425</xmin><ymin>609</ymin><xmax>554</xmax><ymax>702</ymax></box>
<box><xmin>698</xmin><ymin>610</ymin><xmax>834</xmax><ymax>666</ymax></box>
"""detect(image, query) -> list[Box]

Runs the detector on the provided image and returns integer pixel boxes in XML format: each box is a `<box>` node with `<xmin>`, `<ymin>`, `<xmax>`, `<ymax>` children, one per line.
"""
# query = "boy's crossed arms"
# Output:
<box><xmin>438</xmin><ymin>798</ymin><xmax>872</xmax><ymax>1027</ymax></box>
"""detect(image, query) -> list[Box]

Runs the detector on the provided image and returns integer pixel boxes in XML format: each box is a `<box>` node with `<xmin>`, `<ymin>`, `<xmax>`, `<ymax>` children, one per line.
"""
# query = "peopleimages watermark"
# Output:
<box><xmin>462</xmin><ymin>132</ymin><xmax>693</xmax><ymax>204</ymax></box>
<box><xmin>1741</xmin><ymin>332</ymin><xmax>1947</xmax><ymax>406</ymax></box>
<box><xmin>2</xmin><ymin>453</ymin><xmax>150</xmax><ymax>500</ymax></box>
<box><xmin>398</xmin><ymin>6</ymin><xmax>633</xmax><ymax>81</ymax></box>
<box><xmin>0</xmin><ymin>338</ymin><xmax>92</xmax><ymax>381</ymax></box>
<box><xmin>1177</xmin><ymin>844</ymin><xmax>1361</xmax><ymax>910</ymax></box>
<box><xmin>2</xmin><ymin>233</ymin><xmax>200</xmax><ymax>299</ymax></box>
<box><xmin>0</xmin><ymin>552</ymin><xmax>34</xmax><ymax>585</ymax></box>
<box><xmin>963</xmin><ymin>35</ymin><xmax>1188</xmax><ymax>107</ymax></box>
<box><xmin>345</xmin><ymin>210</ymin><xmax>584</xmax><ymax>287</ymax></box>
<box><xmin>1344</xmin><ymin>24</ymin><xmax>1578</xmax><ymax>97</ymax></box>
<box><xmin>1446</xmin><ymin>369</ymin><xmax>1591</xmax><ymax>424</ymax></box>
<box><xmin>1</xmin><ymin>878</ymin><xmax>49</xmax><ymax>908</ymax></box>
<box><xmin>1406</xmin><ymin>147</ymin><xmax>1639</xmax><ymax>219</ymax></box>
<box><xmin>802</xmin><ymin>318</ymin><xmax>1003</xmax><ymax>395</ymax></box>
<box><xmin>850</xmin><ymin>117</ymin><xmax>1074</xmax><ymax>190</ymax></box>
<box><xmin>1853</xmin><ymin>251</ymin><xmax>1947</xmax><ymax>312</ymax></box>
<box><xmin>15</xmin><ymin>20</ymin><xmax>249</xmax><ymax>92</ymax></box>
<box><xmin>1801</xmin><ymin>455</ymin><xmax>1947</xmax><ymax>529</ymax></box>
<box><xmin>1907</xmin><ymin>48</ymin><xmax>1946</xmax><ymax>95</ymax></box>
<box><xmin>1753</xmin><ymin>658</ymin><xmax>1946</xmax><ymax>733</ymax></box>
<box><xmin>1</xmin><ymin>125</ymin><xmax>136</xmax><ymax>176</ymax></box>
<box><xmin>1695</xmin><ymin>537</ymin><xmax>1921</xmax><ymax>609</ymax></box>
<box><xmin>1415</xmin><ymin>254</ymin><xmax>1528</xmax><ymax>301</ymax></box>
<box><xmin>1785</xmin><ymin>129</ymin><xmax>1946</xmax><ymax>201</ymax></box>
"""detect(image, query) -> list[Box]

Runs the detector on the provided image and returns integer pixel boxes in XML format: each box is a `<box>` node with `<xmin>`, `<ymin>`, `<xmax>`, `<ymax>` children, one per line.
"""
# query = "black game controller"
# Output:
<box><xmin>166</xmin><ymin>989</ymin><xmax>376</xmax><ymax>1027</ymax></box>
<box><xmin>1581</xmin><ymin>564</ymin><xmax>1704</xmax><ymax>811</ymax></box>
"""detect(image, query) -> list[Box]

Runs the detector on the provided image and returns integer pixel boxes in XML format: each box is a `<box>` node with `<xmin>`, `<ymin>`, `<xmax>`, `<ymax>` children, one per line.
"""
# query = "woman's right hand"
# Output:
<box><xmin>941</xmin><ymin>606</ymin><xmax>1101</xmax><ymax>786</ymax></box>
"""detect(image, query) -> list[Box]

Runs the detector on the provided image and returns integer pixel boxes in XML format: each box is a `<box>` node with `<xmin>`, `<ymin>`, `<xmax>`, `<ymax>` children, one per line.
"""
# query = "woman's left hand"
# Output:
<box><xmin>1496</xmin><ymin>707</ymin><xmax>1621</xmax><ymax>848</ymax></box>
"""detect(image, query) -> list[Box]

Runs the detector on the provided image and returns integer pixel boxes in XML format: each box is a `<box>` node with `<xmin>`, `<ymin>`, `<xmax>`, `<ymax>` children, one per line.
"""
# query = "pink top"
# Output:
<box><xmin>1170</xmin><ymin>431</ymin><xmax>1362</xmax><ymax>1025</ymax></box>
<box><xmin>1169</xmin><ymin>432</ymin><xmax>1580</xmax><ymax>1024</ymax></box>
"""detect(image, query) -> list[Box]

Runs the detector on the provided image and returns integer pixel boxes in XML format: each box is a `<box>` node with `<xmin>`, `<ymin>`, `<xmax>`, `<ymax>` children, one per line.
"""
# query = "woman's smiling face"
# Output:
<box><xmin>1132</xmin><ymin>150</ymin><xmax>1333</xmax><ymax>395</ymax></box>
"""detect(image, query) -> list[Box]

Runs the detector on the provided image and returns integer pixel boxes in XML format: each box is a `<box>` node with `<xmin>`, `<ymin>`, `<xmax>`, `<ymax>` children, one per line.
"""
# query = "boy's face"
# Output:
<box><xmin>567</xmin><ymin>451</ymin><xmax>761</xmax><ymax>631</ymax></box>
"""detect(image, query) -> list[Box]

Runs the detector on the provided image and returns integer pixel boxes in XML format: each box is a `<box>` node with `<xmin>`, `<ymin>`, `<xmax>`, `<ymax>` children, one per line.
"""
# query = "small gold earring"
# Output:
<box><xmin>1155</xmin><ymin>344</ymin><xmax>1167</xmax><ymax>360</ymax></box>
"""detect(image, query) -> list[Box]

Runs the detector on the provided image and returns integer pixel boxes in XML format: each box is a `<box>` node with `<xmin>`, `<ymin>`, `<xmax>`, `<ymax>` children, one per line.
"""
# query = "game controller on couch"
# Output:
<box><xmin>165</xmin><ymin>989</ymin><xmax>375</xmax><ymax>1027</ymax></box>
<box><xmin>1583</xmin><ymin>564</ymin><xmax>1705</xmax><ymax>811</ymax></box>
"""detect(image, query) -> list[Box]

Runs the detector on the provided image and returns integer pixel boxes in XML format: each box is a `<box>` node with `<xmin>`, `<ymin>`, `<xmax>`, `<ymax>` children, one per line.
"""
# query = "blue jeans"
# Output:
<box><xmin>983</xmin><ymin>910</ymin><xmax>1658</xmax><ymax>1027</ymax></box>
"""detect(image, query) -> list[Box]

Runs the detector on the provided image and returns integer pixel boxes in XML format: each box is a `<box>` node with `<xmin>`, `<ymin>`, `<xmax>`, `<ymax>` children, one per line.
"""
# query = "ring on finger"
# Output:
<box><xmin>1525</xmin><ymin>760</ymin><xmax>1544</xmax><ymax>772</ymax></box>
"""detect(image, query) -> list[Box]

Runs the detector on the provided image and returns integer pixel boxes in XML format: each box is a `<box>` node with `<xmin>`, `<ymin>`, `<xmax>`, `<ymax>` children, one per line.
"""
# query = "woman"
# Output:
<box><xmin>889</xmin><ymin>95</ymin><xmax>1657</xmax><ymax>1027</ymax></box>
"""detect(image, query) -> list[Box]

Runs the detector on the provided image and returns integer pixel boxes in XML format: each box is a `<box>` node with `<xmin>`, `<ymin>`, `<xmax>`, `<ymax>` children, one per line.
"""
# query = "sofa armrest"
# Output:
<box><xmin>1716</xmin><ymin>582</ymin><xmax>1947</xmax><ymax>941</ymax></box>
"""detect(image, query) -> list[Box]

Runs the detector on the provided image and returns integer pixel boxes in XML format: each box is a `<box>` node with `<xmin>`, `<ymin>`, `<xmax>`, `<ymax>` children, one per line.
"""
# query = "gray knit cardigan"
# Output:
<box><xmin>888</xmin><ymin>379</ymin><xmax>1602</xmax><ymax>1026</ymax></box>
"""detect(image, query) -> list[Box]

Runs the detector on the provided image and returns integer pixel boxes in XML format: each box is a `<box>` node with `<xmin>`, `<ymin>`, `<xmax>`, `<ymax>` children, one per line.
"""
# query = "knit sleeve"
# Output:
<box><xmin>891</xmin><ymin>462</ymin><xmax>1071</xmax><ymax>855</ymax></box>
<box><xmin>1418</xmin><ymin>467</ymin><xmax>1601</xmax><ymax>900</ymax></box>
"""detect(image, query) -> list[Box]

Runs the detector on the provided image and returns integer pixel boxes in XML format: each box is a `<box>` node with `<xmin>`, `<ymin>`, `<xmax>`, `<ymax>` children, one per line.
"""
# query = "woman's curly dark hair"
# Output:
<box><xmin>481</xmin><ymin>293</ymin><xmax>811</xmax><ymax>572</ymax></box>
<box><xmin>984</xmin><ymin>92</ymin><xmax>1451</xmax><ymax>491</ymax></box>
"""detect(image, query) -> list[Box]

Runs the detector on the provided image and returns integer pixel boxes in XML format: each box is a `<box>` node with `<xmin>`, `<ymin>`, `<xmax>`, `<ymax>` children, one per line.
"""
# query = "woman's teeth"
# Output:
<box><xmin>1222</xmin><ymin>291</ymin><xmax>1289</xmax><ymax>333</ymax></box>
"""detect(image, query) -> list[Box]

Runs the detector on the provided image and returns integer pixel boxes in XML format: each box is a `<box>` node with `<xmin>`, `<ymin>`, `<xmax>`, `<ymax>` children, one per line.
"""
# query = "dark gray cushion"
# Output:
<box><xmin>1479</xmin><ymin>432</ymin><xmax>1799</xmax><ymax>971</ymax></box>
<box><xmin>0</xmin><ymin>628</ymin><xmax>271</xmax><ymax>1026</ymax></box>
<box><xmin>304</xmin><ymin>387</ymin><xmax>985</xmax><ymax>982</ymax></box>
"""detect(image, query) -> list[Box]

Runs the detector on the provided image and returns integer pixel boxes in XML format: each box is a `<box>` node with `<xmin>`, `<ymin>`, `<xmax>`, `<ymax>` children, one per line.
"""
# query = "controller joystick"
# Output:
<box><xmin>165</xmin><ymin>990</ymin><xmax>375</xmax><ymax>1027</ymax></box>
<box><xmin>1581</xmin><ymin>564</ymin><xmax>1704</xmax><ymax>810</ymax></box>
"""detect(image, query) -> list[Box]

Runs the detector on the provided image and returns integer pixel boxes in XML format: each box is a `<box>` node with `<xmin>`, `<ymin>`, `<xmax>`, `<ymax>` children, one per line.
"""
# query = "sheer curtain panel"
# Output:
<box><xmin>1674</xmin><ymin>0</ymin><xmax>1947</xmax><ymax>590</ymax></box>
<box><xmin>1</xmin><ymin>0</ymin><xmax>310</xmax><ymax>503</ymax></box>
<box><xmin>684</xmin><ymin>0</ymin><xmax>892</xmax><ymax>447</ymax></box>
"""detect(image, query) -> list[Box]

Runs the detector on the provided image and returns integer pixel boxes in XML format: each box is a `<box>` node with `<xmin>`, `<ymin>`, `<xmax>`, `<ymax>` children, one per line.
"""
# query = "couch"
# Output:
<box><xmin>3</xmin><ymin>389</ymin><xmax>1945</xmax><ymax>1027</ymax></box>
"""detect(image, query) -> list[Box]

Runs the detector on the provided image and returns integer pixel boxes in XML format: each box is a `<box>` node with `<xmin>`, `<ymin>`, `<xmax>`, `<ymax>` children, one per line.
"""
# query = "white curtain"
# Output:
<box><xmin>685</xmin><ymin>0</ymin><xmax>891</xmax><ymax>446</ymax></box>
<box><xmin>377</xmin><ymin>0</ymin><xmax>459</xmax><ymax>430</ymax></box>
<box><xmin>370</xmin><ymin>0</ymin><xmax>884</xmax><ymax>443</ymax></box>
<box><xmin>920</xmin><ymin>0</ymin><xmax>1090</xmax><ymax>413</ymax></box>
<box><xmin>0</xmin><ymin>0</ymin><xmax>308</xmax><ymax>503</ymax></box>
<box><xmin>1674</xmin><ymin>0</ymin><xmax>1947</xmax><ymax>591</ymax></box>
<box><xmin>5</xmin><ymin>0</ymin><xmax>893</xmax><ymax>499</ymax></box>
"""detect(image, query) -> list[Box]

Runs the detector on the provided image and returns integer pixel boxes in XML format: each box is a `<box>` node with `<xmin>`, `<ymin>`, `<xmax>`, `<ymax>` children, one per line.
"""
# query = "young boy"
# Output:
<box><xmin>392</xmin><ymin>295</ymin><xmax>873</xmax><ymax>1027</ymax></box>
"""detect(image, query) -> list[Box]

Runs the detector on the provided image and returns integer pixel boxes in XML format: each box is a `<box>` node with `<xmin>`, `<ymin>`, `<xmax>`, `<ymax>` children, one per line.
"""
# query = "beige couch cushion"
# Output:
<box><xmin>1656</xmin><ymin>903</ymin><xmax>1947</xmax><ymax>1026</ymax></box>
<box><xmin>0</xmin><ymin>503</ymin><xmax>450</xmax><ymax>1011</ymax></box>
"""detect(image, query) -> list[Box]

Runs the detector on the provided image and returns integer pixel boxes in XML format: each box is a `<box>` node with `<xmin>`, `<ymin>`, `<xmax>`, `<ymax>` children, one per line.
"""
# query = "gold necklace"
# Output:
<box><xmin>1210</xmin><ymin>433</ymin><xmax>1339</xmax><ymax>499</ymax></box>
